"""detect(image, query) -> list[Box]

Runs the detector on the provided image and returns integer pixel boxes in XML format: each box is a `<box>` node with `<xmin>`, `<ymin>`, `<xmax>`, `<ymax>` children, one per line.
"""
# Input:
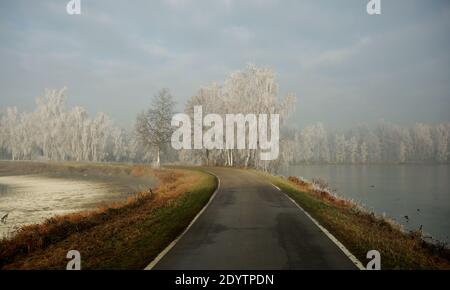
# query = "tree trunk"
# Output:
<box><xmin>244</xmin><ymin>150</ymin><xmax>251</xmax><ymax>168</ymax></box>
<box><xmin>156</xmin><ymin>148</ymin><xmax>161</xmax><ymax>168</ymax></box>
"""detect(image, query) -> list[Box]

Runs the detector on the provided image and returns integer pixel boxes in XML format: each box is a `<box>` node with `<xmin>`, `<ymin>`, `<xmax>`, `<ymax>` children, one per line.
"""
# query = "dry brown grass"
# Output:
<box><xmin>257</xmin><ymin>172</ymin><xmax>450</xmax><ymax>269</ymax></box>
<box><xmin>0</xmin><ymin>165</ymin><xmax>216</xmax><ymax>270</ymax></box>
<box><xmin>288</xmin><ymin>176</ymin><xmax>353</xmax><ymax>208</ymax></box>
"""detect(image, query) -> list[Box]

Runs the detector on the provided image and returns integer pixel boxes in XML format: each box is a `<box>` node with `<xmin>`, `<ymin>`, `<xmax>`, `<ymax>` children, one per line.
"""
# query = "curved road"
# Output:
<box><xmin>152</xmin><ymin>167</ymin><xmax>357</xmax><ymax>270</ymax></box>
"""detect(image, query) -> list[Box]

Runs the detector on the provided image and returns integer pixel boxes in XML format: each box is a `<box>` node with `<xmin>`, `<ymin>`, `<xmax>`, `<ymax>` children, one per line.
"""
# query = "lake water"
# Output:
<box><xmin>0</xmin><ymin>173</ymin><xmax>157</xmax><ymax>239</ymax></box>
<box><xmin>283</xmin><ymin>164</ymin><xmax>450</xmax><ymax>244</ymax></box>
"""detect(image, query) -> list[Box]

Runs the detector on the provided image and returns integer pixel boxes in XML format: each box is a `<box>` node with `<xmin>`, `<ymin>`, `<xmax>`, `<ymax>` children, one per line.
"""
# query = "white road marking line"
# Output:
<box><xmin>272</xmin><ymin>184</ymin><xmax>281</xmax><ymax>191</ymax></box>
<box><xmin>144</xmin><ymin>171</ymin><xmax>221</xmax><ymax>270</ymax></box>
<box><xmin>276</xmin><ymin>183</ymin><xmax>366</xmax><ymax>270</ymax></box>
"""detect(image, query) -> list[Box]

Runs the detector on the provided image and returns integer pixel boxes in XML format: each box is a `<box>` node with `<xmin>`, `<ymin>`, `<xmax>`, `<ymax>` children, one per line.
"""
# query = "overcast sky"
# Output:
<box><xmin>0</xmin><ymin>0</ymin><xmax>449</xmax><ymax>129</ymax></box>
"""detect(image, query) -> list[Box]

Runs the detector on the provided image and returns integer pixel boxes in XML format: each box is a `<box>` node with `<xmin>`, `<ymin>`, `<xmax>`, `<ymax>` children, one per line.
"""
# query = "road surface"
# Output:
<box><xmin>152</xmin><ymin>167</ymin><xmax>358</xmax><ymax>270</ymax></box>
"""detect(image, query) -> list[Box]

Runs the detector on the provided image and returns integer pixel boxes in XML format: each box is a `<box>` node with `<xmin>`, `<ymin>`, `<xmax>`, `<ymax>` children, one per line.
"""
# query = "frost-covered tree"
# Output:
<box><xmin>333</xmin><ymin>133</ymin><xmax>346</xmax><ymax>163</ymax></box>
<box><xmin>294</xmin><ymin>123</ymin><xmax>329</xmax><ymax>163</ymax></box>
<box><xmin>346</xmin><ymin>136</ymin><xmax>359</xmax><ymax>163</ymax></box>
<box><xmin>0</xmin><ymin>88</ymin><xmax>137</xmax><ymax>162</ymax></box>
<box><xmin>181</xmin><ymin>64</ymin><xmax>296</xmax><ymax>171</ymax></box>
<box><xmin>412</xmin><ymin>123</ymin><xmax>434</xmax><ymax>162</ymax></box>
<box><xmin>1</xmin><ymin>86</ymin><xmax>449</xmax><ymax>166</ymax></box>
<box><xmin>287</xmin><ymin>121</ymin><xmax>450</xmax><ymax>164</ymax></box>
<box><xmin>434</xmin><ymin>124</ymin><xmax>449</xmax><ymax>163</ymax></box>
<box><xmin>135</xmin><ymin>88</ymin><xmax>175</xmax><ymax>167</ymax></box>
<box><xmin>360</xmin><ymin>142</ymin><xmax>368</xmax><ymax>163</ymax></box>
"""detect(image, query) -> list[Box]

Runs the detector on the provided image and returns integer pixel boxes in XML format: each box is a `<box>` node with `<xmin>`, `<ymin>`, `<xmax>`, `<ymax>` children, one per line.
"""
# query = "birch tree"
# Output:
<box><xmin>434</xmin><ymin>124</ymin><xmax>449</xmax><ymax>163</ymax></box>
<box><xmin>182</xmin><ymin>64</ymin><xmax>296</xmax><ymax>171</ymax></box>
<box><xmin>135</xmin><ymin>88</ymin><xmax>175</xmax><ymax>167</ymax></box>
<box><xmin>0</xmin><ymin>88</ymin><xmax>137</xmax><ymax>162</ymax></box>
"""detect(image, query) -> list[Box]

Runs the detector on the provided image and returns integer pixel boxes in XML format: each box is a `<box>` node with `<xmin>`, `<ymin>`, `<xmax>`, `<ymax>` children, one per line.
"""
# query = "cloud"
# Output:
<box><xmin>163</xmin><ymin>0</ymin><xmax>193</xmax><ymax>9</ymax></box>
<box><xmin>141</xmin><ymin>42</ymin><xmax>171</xmax><ymax>58</ymax></box>
<box><xmin>222</xmin><ymin>26</ymin><xmax>253</xmax><ymax>43</ymax></box>
<box><xmin>303</xmin><ymin>37</ymin><xmax>372</xmax><ymax>70</ymax></box>
<box><xmin>0</xmin><ymin>0</ymin><xmax>449</xmax><ymax>129</ymax></box>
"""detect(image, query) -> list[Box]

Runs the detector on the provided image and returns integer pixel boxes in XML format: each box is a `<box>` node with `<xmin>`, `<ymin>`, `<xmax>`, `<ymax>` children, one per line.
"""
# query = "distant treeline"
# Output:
<box><xmin>283</xmin><ymin>122</ymin><xmax>450</xmax><ymax>164</ymax></box>
<box><xmin>0</xmin><ymin>88</ymin><xmax>148</xmax><ymax>163</ymax></box>
<box><xmin>1</xmin><ymin>66</ymin><xmax>448</xmax><ymax>167</ymax></box>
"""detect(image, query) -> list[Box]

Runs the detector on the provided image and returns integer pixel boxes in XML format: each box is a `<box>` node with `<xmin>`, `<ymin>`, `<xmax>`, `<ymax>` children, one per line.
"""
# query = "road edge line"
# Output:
<box><xmin>278</xmin><ymin>185</ymin><xmax>366</xmax><ymax>270</ymax></box>
<box><xmin>144</xmin><ymin>170</ymin><xmax>221</xmax><ymax>270</ymax></box>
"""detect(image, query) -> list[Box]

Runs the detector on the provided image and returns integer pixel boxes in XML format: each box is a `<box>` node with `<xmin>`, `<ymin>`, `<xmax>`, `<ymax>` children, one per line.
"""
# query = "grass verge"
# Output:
<box><xmin>0</xmin><ymin>166</ymin><xmax>217</xmax><ymax>270</ymax></box>
<box><xmin>253</xmin><ymin>171</ymin><xmax>450</xmax><ymax>270</ymax></box>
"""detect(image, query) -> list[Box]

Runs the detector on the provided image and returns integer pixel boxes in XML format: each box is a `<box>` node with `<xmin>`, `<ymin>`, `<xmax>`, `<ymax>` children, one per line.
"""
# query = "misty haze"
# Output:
<box><xmin>0</xmin><ymin>0</ymin><xmax>449</xmax><ymax>271</ymax></box>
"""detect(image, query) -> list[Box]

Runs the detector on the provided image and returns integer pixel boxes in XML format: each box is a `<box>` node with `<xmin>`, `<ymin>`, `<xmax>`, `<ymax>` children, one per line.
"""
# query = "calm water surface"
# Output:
<box><xmin>0</xmin><ymin>173</ymin><xmax>157</xmax><ymax>238</ymax></box>
<box><xmin>283</xmin><ymin>164</ymin><xmax>450</xmax><ymax>243</ymax></box>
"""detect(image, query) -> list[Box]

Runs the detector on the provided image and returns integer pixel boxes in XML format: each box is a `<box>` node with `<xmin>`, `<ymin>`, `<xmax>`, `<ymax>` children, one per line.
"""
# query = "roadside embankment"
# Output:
<box><xmin>254</xmin><ymin>171</ymin><xmax>450</xmax><ymax>269</ymax></box>
<box><xmin>0</xmin><ymin>164</ymin><xmax>217</xmax><ymax>270</ymax></box>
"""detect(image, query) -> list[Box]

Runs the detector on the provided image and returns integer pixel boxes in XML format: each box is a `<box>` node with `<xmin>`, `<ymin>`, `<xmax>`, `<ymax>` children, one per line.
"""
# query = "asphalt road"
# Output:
<box><xmin>153</xmin><ymin>167</ymin><xmax>358</xmax><ymax>270</ymax></box>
